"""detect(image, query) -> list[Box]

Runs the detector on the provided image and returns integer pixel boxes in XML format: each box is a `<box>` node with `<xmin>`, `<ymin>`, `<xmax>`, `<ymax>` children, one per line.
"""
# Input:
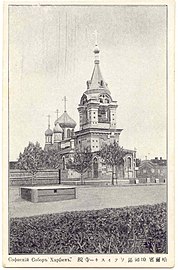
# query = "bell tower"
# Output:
<box><xmin>77</xmin><ymin>38</ymin><xmax>118</xmax><ymax>131</ymax></box>
<box><xmin>75</xmin><ymin>36</ymin><xmax>122</xmax><ymax>155</ymax></box>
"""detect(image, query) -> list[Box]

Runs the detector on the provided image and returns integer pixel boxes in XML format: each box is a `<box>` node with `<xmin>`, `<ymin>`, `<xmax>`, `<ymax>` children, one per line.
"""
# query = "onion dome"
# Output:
<box><xmin>45</xmin><ymin>115</ymin><xmax>53</xmax><ymax>136</ymax></box>
<box><xmin>45</xmin><ymin>128</ymin><xmax>53</xmax><ymax>136</ymax></box>
<box><xmin>55</xmin><ymin>111</ymin><xmax>76</xmax><ymax>128</ymax></box>
<box><xmin>53</xmin><ymin>122</ymin><xmax>63</xmax><ymax>133</ymax></box>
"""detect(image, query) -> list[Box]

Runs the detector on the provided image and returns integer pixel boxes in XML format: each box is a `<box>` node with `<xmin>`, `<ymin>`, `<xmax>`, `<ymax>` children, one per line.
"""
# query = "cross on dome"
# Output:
<box><xmin>47</xmin><ymin>114</ymin><xmax>51</xmax><ymax>128</ymax></box>
<box><xmin>94</xmin><ymin>29</ymin><xmax>98</xmax><ymax>45</ymax></box>
<box><xmin>62</xmin><ymin>96</ymin><xmax>67</xmax><ymax>112</ymax></box>
<box><xmin>93</xmin><ymin>30</ymin><xmax>100</xmax><ymax>56</ymax></box>
<box><xmin>54</xmin><ymin>96</ymin><xmax>76</xmax><ymax>128</ymax></box>
<box><xmin>84</xmin><ymin>34</ymin><xmax>110</xmax><ymax>94</ymax></box>
<box><xmin>45</xmin><ymin>114</ymin><xmax>53</xmax><ymax>136</ymax></box>
<box><xmin>55</xmin><ymin>109</ymin><xmax>59</xmax><ymax>119</ymax></box>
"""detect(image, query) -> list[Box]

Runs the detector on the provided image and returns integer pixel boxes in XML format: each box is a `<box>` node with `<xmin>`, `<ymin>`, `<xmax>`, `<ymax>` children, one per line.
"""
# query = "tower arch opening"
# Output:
<box><xmin>67</xmin><ymin>129</ymin><xmax>71</xmax><ymax>138</ymax></box>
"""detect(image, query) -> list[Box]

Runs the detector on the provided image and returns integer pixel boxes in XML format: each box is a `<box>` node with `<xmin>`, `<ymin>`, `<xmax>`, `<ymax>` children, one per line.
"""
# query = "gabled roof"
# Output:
<box><xmin>139</xmin><ymin>160</ymin><xmax>155</xmax><ymax>169</ymax></box>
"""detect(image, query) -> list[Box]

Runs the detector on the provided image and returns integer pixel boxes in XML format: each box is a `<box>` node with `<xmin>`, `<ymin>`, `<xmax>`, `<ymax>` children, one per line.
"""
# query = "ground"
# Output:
<box><xmin>10</xmin><ymin>203</ymin><xmax>167</xmax><ymax>254</ymax></box>
<box><xmin>9</xmin><ymin>184</ymin><xmax>166</xmax><ymax>218</ymax></box>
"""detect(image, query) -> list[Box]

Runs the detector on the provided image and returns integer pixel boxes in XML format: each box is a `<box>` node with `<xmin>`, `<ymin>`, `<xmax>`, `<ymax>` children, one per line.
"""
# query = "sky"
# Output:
<box><xmin>9</xmin><ymin>5</ymin><xmax>167</xmax><ymax>161</ymax></box>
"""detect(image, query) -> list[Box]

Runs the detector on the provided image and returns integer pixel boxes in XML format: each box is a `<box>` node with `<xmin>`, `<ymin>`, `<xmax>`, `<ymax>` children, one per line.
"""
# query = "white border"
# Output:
<box><xmin>2</xmin><ymin>0</ymin><xmax>175</xmax><ymax>267</ymax></box>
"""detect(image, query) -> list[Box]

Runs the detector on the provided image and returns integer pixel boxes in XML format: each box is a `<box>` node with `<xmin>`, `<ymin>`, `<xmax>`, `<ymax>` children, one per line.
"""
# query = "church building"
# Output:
<box><xmin>44</xmin><ymin>41</ymin><xmax>136</xmax><ymax>181</ymax></box>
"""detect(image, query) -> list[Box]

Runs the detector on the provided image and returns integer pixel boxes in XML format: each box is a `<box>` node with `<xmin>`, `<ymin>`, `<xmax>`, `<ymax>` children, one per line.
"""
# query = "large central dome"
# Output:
<box><xmin>55</xmin><ymin>111</ymin><xmax>76</xmax><ymax>129</ymax></box>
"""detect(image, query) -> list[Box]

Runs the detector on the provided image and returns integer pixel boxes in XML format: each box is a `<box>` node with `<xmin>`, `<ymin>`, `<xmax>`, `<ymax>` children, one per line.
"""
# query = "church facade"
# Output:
<box><xmin>44</xmin><ymin>42</ymin><xmax>136</xmax><ymax>181</ymax></box>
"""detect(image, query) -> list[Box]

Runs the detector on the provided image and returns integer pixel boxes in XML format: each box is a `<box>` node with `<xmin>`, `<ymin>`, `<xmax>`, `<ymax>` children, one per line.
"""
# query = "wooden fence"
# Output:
<box><xmin>9</xmin><ymin>169</ymin><xmax>67</xmax><ymax>186</ymax></box>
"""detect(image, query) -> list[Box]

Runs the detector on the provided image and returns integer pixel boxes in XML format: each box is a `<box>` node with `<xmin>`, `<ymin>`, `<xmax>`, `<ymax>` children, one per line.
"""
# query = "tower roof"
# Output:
<box><xmin>45</xmin><ymin>128</ymin><xmax>53</xmax><ymax>136</ymax></box>
<box><xmin>55</xmin><ymin>111</ymin><xmax>76</xmax><ymax>128</ymax></box>
<box><xmin>90</xmin><ymin>64</ymin><xmax>109</xmax><ymax>91</ymax></box>
<box><xmin>85</xmin><ymin>41</ymin><xmax>111</xmax><ymax>95</ymax></box>
<box><xmin>53</xmin><ymin>122</ymin><xmax>63</xmax><ymax>133</ymax></box>
<box><xmin>45</xmin><ymin>115</ymin><xmax>53</xmax><ymax>135</ymax></box>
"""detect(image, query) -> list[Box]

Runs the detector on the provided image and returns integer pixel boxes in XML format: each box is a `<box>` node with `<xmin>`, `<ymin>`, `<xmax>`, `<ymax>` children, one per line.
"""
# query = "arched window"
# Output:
<box><xmin>99</xmin><ymin>94</ymin><xmax>111</xmax><ymax>104</ymax></box>
<box><xmin>127</xmin><ymin>157</ymin><xmax>131</xmax><ymax>169</ymax></box>
<box><xmin>99</xmin><ymin>98</ymin><xmax>103</xmax><ymax>103</ymax></box>
<box><xmin>80</xmin><ymin>94</ymin><xmax>87</xmax><ymax>105</ymax></box>
<box><xmin>67</xmin><ymin>129</ymin><xmax>71</xmax><ymax>138</ymax></box>
<box><xmin>98</xmin><ymin>107</ymin><xmax>108</xmax><ymax>123</ymax></box>
<box><xmin>62</xmin><ymin>131</ymin><xmax>64</xmax><ymax>140</ymax></box>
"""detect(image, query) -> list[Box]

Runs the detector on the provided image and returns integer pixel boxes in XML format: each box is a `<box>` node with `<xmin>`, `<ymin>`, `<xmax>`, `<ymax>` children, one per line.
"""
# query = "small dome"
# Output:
<box><xmin>53</xmin><ymin>122</ymin><xmax>63</xmax><ymax>133</ymax></box>
<box><xmin>55</xmin><ymin>111</ymin><xmax>76</xmax><ymax>128</ymax></box>
<box><xmin>94</xmin><ymin>44</ymin><xmax>100</xmax><ymax>54</ymax></box>
<box><xmin>45</xmin><ymin>128</ymin><xmax>53</xmax><ymax>136</ymax></box>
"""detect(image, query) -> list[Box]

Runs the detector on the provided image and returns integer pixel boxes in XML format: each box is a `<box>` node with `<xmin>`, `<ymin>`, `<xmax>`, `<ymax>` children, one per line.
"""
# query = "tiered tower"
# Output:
<box><xmin>75</xmin><ymin>40</ymin><xmax>122</xmax><ymax>152</ymax></box>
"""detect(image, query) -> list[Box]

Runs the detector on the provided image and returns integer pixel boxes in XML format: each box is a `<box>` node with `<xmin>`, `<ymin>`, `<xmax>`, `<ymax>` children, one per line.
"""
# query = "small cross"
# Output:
<box><xmin>47</xmin><ymin>114</ymin><xmax>50</xmax><ymax>128</ymax></box>
<box><xmin>94</xmin><ymin>30</ymin><xmax>98</xmax><ymax>45</ymax></box>
<box><xmin>62</xmin><ymin>96</ymin><xmax>67</xmax><ymax>112</ymax></box>
<box><xmin>55</xmin><ymin>109</ymin><xmax>59</xmax><ymax>119</ymax></box>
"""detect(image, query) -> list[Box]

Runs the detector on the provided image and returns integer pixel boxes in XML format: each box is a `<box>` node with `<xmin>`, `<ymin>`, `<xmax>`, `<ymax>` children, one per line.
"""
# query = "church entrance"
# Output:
<box><xmin>93</xmin><ymin>157</ymin><xmax>98</xmax><ymax>178</ymax></box>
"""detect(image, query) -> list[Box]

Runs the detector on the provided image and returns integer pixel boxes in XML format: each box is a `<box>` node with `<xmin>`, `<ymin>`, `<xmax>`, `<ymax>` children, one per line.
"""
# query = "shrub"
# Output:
<box><xmin>10</xmin><ymin>203</ymin><xmax>167</xmax><ymax>254</ymax></box>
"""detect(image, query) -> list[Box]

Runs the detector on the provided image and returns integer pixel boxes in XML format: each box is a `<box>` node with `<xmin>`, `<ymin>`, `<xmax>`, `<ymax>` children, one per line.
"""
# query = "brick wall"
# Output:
<box><xmin>137</xmin><ymin>161</ymin><xmax>167</xmax><ymax>183</ymax></box>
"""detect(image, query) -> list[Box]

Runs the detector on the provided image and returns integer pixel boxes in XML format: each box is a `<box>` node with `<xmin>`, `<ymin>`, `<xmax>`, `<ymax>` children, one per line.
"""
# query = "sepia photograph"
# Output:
<box><xmin>2</xmin><ymin>0</ymin><xmax>175</xmax><ymax>267</ymax></box>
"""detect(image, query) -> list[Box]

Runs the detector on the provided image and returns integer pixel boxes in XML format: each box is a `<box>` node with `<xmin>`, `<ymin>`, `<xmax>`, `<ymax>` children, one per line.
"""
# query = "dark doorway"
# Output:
<box><xmin>93</xmin><ymin>158</ymin><xmax>98</xmax><ymax>178</ymax></box>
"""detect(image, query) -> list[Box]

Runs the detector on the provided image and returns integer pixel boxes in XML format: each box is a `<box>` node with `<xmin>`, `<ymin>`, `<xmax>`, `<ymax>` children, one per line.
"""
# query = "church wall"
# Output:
<box><xmin>63</xmin><ymin>128</ymin><xmax>67</xmax><ymax>139</ymax></box>
<box><xmin>109</xmin><ymin>108</ymin><xmax>117</xmax><ymax>127</ymax></box>
<box><xmin>99</xmin><ymin>133</ymin><xmax>110</xmax><ymax>148</ymax></box>
<box><xmin>82</xmin><ymin>123</ymin><xmax>110</xmax><ymax>130</ymax></box>
<box><xmin>61</xmin><ymin>140</ymin><xmax>70</xmax><ymax>149</ymax></box>
<box><xmin>75</xmin><ymin>134</ymin><xmax>92</xmax><ymax>150</ymax></box>
<box><xmin>90</xmin><ymin>136</ymin><xmax>100</xmax><ymax>152</ymax></box>
<box><xmin>67</xmin><ymin>169</ymin><xmax>80</xmax><ymax>179</ymax></box>
<box><xmin>89</xmin><ymin>108</ymin><xmax>98</xmax><ymax>125</ymax></box>
<box><xmin>54</xmin><ymin>133</ymin><xmax>62</xmax><ymax>142</ymax></box>
<box><xmin>53</xmin><ymin>142</ymin><xmax>61</xmax><ymax>150</ymax></box>
<box><xmin>123</xmin><ymin>153</ymin><xmax>136</xmax><ymax>179</ymax></box>
<box><xmin>75</xmin><ymin>131</ymin><xmax>121</xmax><ymax>153</ymax></box>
